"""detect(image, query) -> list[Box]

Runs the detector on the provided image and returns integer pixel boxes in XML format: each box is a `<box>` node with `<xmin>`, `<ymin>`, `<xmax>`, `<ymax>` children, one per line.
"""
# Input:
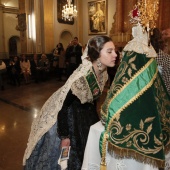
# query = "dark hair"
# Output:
<box><xmin>21</xmin><ymin>54</ymin><xmax>28</xmax><ymax>62</ymax></box>
<box><xmin>74</xmin><ymin>37</ymin><xmax>78</xmax><ymax>41</ymax></box>
<box><xmin>150</xmin><ymin>28</ymin><xmax>164</xmax><ymax>53</ymax></box>
<box><xmin>58</xmin><ymin>43</ymin><xmax>64</xmax><ymax>54</ymax></box>
<box><xmin>87</xmin><ymin>35</ymin><xmax>112</xmax><ymax>62</ymax></box>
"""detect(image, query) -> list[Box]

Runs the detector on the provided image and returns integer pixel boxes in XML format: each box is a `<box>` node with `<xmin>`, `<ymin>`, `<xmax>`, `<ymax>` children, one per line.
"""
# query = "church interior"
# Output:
<box><xmin>0</xmin><ymin>0</ymin><xmax>170</xmax><ymax>169</ymax></box>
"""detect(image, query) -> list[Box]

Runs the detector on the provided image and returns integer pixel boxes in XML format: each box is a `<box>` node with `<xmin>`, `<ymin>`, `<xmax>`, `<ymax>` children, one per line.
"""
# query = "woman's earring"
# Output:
<box><xmin>97</xmin><ymin>58</ymin><xmax>102</xmax><ymax>71</ymax></box>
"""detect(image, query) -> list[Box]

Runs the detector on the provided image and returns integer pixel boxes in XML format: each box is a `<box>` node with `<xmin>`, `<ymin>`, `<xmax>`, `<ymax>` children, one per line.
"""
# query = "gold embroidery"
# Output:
<box><xmin>126</xmin><ymin>124</ymin><xmax>132</xmax><ymax>131</ymax></box>
<box><xmin>109</xmin><ymin>116</ymin><xmax>163</xmax><ymax>154</ymax></box>
<box><xmin>100</xmin><ymin>54</ymin><xmax>170</xmax><ymax>168</ymax></box>
<box><xmin>101</xmin><ymin>54</ymin><xmax>140</xmax><ymax>120</ymax></box>
<box><xmin>100</xmin><ymin>133</ymin><xmax>109</xmax><ymax>169</ymax></box>
<box><xmin>106</xmin><ymin>59</ymin><xmax>157</xmax><ymax>130</ymax></box>
<box><xmin>108</xmin><ymin>142</ymin><xmax>165</xmax><ymax>168</ymax></box>
<box><xmin>154</xmin><ymin>75</ymin><xmax>170</xmax><ymax>153</ymax></box>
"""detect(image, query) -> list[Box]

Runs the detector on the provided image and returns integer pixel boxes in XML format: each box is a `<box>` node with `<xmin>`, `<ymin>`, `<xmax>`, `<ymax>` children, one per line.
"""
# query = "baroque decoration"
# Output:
<box><xmin>129</xmin><ymin>0</ymin><xmax>159</xmax><ymax>33</ymax></box>
<box><xmin>15</xmin><ymin>13</ymin><xmax>26</xmax><ymax>32</ymax></box>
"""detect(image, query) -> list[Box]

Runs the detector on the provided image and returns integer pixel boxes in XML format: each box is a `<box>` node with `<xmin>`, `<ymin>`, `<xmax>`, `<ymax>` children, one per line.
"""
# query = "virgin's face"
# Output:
<box><xmin>99</xmin><ymin>41</ymin><xmax>117</xmax><ymax>68</ymax></box>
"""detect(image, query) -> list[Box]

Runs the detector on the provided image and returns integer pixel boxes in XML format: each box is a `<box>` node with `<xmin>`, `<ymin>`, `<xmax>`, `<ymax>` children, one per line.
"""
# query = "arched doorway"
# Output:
<box><xmin>59</xmin><ymin>31</ymin><xmax>73</xmax><ymax>49</ymax></box>
<box><xmin>9</xmin><ymin>36</ymin><xmax>20</xmax><ymax>57</ymax></box>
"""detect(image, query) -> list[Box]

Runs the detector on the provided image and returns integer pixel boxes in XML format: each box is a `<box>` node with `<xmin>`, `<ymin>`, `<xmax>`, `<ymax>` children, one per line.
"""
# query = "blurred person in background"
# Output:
<box><xmin>20</xmin><ymin>54</ymin><xmax>31</xmax><ymax>84</ymax></box>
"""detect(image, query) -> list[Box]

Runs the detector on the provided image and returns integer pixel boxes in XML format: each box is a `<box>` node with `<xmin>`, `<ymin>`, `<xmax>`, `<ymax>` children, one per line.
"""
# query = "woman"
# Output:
<box><xmin>57</xmin><ymin>43</ymin><xmax>65</xmax><ymax>81</ymax></box>
<box><xmin>91</xmin><ymin>3</ymin><xmax>104</xmax><ymax>32</ymax></box>
<box><xmin>23</xmin><ymin>35</ymin><xmax>117</xmax><ymax>170</ymax></box>
<box><xmin>20</xmin><ymin>54</ymin><xmax>31</xmax><ymax>84</ymax></box>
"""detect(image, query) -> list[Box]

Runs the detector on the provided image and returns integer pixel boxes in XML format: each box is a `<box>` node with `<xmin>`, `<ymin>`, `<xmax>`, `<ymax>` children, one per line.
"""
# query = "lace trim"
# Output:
<box><xmin>123</xmin><ymin>40</ymin><xmax>157</xmax><ymax>58</ymax></box>
<box><xmin>71</xmin><ymin>76</ymin><xmax>93</xmax><ymax>104</ymax></box>
<box><xmin>71</xmin><ymin>69</ymin><xmax>108</xmax><ymax>104</ymax></box>
<box><xmin>165</xmin><ymin>153</ymin><xmax>170</xmax><ymax>170</ymax></box>
<box><xmin>82</xmin><ymin>153</ymin><xmax>126</xmax><ymax>170</ymax></box>
<box><xmin>123</xmin><ymin>24</ymin><xmax>157</xmax><ymax>58</ymax></box>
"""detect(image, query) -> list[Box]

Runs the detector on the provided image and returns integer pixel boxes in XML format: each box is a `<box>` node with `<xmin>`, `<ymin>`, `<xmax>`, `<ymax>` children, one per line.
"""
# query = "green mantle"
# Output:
<box><xmin>100</xmin><ymin>51</ymin><xmax>170</xmax><ymax>168</ymax></box>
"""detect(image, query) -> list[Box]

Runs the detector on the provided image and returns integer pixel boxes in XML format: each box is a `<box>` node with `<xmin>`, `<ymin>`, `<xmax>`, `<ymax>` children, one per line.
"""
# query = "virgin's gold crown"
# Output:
<box><xmin>129</xmin><ymin>0</ymin><xmax>159</xmax><ymax>31</ymax></box>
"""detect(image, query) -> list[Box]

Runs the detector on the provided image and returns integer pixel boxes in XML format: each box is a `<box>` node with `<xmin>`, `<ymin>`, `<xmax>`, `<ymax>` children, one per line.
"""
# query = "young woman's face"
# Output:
<box><xmin>99</xmin><ymin>41</ymin><xmax>117</xmax><ymax>68</ymax></box>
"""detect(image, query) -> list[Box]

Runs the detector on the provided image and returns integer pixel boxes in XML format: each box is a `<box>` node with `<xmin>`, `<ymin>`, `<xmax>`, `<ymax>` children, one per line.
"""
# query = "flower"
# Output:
<box><xmin>129</xmin><ymin>5</ymin><xmax>140</xmax><ymax>24</ymax></box>
<box><xmin>126</xmin><ymin>124</ymin><xmax>132</xmax><ymax>131</ymax></box>
<box><xmin>93</xmin><ymin>88</ymin><xmax>99</xmax><ymax>96</ymax></box>
<box><xmin>132</xmin><ymin>7</ymin><xmax>138</xmax><ymax>18</ymax></box>
<box><xmin>126</xmin><ymin>141</ymin><xmax>132</xmax><ymax>147</ymax></box>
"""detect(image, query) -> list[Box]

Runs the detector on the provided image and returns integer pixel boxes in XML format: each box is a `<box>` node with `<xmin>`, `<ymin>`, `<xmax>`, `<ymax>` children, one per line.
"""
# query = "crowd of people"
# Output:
<box><xmin>2</xmin><ymin>53</ymin><xmax>51</xmax><ymax>87</ymax></box>
<box><xmin>0</xmin><ymin>38</ymin><xmax>85</xmax><ymax>91</ymax></box>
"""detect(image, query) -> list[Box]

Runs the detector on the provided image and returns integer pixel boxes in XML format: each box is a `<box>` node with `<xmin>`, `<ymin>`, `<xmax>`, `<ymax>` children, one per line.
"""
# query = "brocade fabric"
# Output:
<box><xmin>100</xmin><ymin>51</ymin><xmax>170</xmax><ymax>168</ymax></box>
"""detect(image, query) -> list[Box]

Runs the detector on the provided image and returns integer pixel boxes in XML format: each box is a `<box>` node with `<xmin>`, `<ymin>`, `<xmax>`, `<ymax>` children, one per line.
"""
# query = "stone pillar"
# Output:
<box><xmin>43</xmin><ymin>0</ymin><xmax>54</xmax><ymax>53</ymax></box>
<box><xmin>34</xmin><ymin>0</ymin><xmax>44</xmax><ymax>54</ymax></box>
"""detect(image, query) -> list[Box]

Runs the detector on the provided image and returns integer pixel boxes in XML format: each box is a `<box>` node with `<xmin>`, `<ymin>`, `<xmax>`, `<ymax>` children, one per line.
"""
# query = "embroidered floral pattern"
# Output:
<box><xmin>100</xmin><ymin>51</ymin><xmax>170</xmax><ymax>168</ymax></box>
<box><xmin>110</xmin><ymin>116</ymin><xmax>163</xmax><ymax>154</ymax></box>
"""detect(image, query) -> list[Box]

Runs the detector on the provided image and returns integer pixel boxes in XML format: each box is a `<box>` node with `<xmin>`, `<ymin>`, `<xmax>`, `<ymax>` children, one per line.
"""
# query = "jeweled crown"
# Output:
<box><xmin>129</xmin><ymin>0</ymin><xmax>159</xmax><ymax>32</ymax></box>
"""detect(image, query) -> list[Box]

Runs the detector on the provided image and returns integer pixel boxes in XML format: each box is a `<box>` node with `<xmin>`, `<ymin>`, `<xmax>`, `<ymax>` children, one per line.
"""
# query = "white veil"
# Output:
<box><xmin>123</xmin><ymin>23</ymin><xmax>157</xmax><ymax>57</ymax></box>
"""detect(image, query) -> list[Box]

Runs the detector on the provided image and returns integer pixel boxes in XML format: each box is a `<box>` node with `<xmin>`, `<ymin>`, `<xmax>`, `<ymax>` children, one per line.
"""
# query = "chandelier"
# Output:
<box><xmin>62</xmin><ymin>0</ymin><xmax>78</xmax><ymax>21</ymax></box>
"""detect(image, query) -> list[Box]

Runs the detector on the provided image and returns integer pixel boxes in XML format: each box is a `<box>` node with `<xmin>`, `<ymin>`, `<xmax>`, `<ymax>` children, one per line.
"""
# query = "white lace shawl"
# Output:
<box><xmin>123</xmin><ymin>24</ymin><xmax>157</xmax><ymax>58</ymax></box>
<box><xmin>23</xmin><ymin>46</ymin><xmax>108</xmax><ymax>165</ymax></box>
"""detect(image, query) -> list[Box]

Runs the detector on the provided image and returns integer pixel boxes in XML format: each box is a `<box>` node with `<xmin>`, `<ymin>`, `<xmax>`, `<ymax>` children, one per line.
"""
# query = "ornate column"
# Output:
<box><xmin>109</xmin><ymin>0</ymin><xmax>137</xmax><ymax>48</ymax></box>
<box><xmin>110</xmin><ymin>0</ymin><xmax>123</xmax><ymax>34</ymax></box>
